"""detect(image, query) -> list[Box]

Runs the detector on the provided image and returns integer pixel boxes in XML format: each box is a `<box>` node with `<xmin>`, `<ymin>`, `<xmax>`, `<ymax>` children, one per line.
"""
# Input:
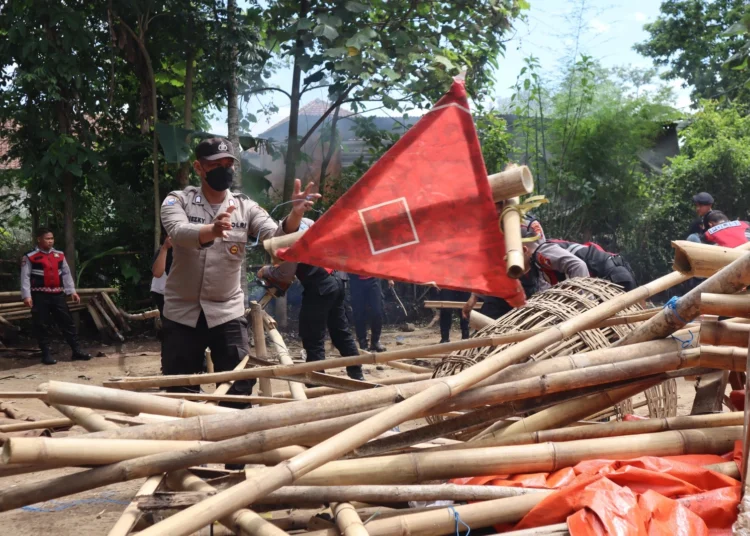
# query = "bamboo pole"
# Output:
<box><xmin>502</xmin><ymin>197</ymin><xmax>524</xmax><ymax>278</ymax></box>
<box><xmin>155</xmin><ymin>392</ymin><xmax>292</xmax><ymax>405</ymax></box>
<box><xmin>487</xmin><ymin>165</ymin><xmax>534</xmax><ymax>201</ymax></box>
<box><xmin>264</xmin><ymin>312</ymin><xmax>307</xmax><ymax>400</ymax></box>
<box><xmin>387</xmin><ymin>361</ymin><xmax>433</xmax><ymax>374</ymax></box>
<box><xmin>0</xmin><ymin>418</ymin><xmax>72</xmax><ymax>433</ymax></box>
<box><xmin>672</xmin><ymin>240</ymin><xmax>750</xmax><ymax>278</ymax></box>
<box><xmin>208</xmin><ymin>355</ymin><xmax>250</xmax><ymax>406</ymax></box>
<box><xmin>0</xmin><ymin>409</ymin><xmax>385</xmax><ymax>511</ymax></box>
<box><xmin>135</xmin><ymin>271</ymin><xmax>688</xmax><ymax>536</ymax></box>
<box><xmin>273</xmin><ymin>373</ymin><xmax>432</xmax><ymax>400</ymax></box>
<box><xmin>305</xmin><ymin>493</ymin><xmax>550</xmax><ymax>536</ymax></box>
<box><xmin>288</xmin><ymin>427</ymin><xmax>742</xmax><ymax>487</ymax></box>
<box><xmin>166</xmin><ymin>470</ymin><xmax>287</xmax><ymax>536</ymax></box>
<box><xmin>106</xmin><ymin>475</ymin><xmax>164</xmax><ymax>536</ymax></box>
<box><xmin>700</xmin><ymin>293</ymin><xmax>750</xmax><ymax>318</ymax></box>
<box><xmin>0</xmin><ymin>391</ymin><xmax>48</xmax><ymax>400</ymax></box>
<box><xmin>119</xmin><ymin>308</ymin><xmax>160</xmax><ymax>321</ymax></box>
<box><xmin>92</xmin><ymin>295</ymin><xmax>125</xmax><ymax>342</ymax></box>
<box><xmin>251</xmin><ymin>303</ymin><xmax>274</xmax><ymax>397</ymax></box>
<box><xmin>469</xmin><ymin>310</ymin><xmax>494</xmax><ymax>330</ymax></box>
<box><xmin>706</xmin><ymin>461</ymin><xmax>741</xmax><ymax>480</ymax></box>
<box><xmin>424</xmin><ymin>301</ymin><xmax>481</xmax><ymax>309</ymax></box>
<box><xmin>497</xmin><ymin>524</ymin><xmax>569</xmax><ymax>536</ymax></box>
<box><xmin>439</xmin><ymin>411</ymin><xmax>744</xmax><ymax>451</ymax></box>
<box><xmin>474</xmin><ymin>380</ymin><xmax>658</xmax><ymax>441</ymax></box>
<box><xmin>618</xmin><ymin>249</ymin><xmax>750</xmax><ymax>347</ymax></box>
<box><xmin>696</xmin><ymin>345</ymin><xmax>747</xmax><ymax>370</ymax></box>
<box><xmin>701</xmin><ymin>319</ymin><xmax>750</xmax><ymax>347</ymax></box>
<box><xmin>45</xmin><ymin>381</ymin><xmax>235</xmax><ymax>418</ymax></box>
<box><xmin>1</xmin><ymin>437</ymin><xmax>306</xmax><ymax>466</ymax></box>
<box><xmin>332</xmin><ymin>503</ymin><xmax>370</xmax><ymax>536</ymax></box>
<box><xmin>733</xmin><ymin>334</ymin><xmax>750</xmax><ymax>531</ymax></box>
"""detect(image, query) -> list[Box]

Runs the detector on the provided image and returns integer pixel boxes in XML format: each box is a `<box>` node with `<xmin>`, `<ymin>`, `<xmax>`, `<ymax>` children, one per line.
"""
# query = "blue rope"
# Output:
<box><xmin>670</xmin><ymin>330</ymin><xmax>695</xmax><ymax>349</ymax></box>
<box><xmin>663</xmin><ymin>296</ymin><xmax>688</xmax><ymax>324</ymax></box>
<box><xmin>449</xmin><ymin>506</ymin><xmax>471</xmax><ymax>536</ymax></box>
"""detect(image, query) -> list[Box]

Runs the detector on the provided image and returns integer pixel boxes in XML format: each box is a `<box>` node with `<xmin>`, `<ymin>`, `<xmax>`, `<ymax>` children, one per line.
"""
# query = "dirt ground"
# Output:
<box><xmin>0</xmin><ymin>324</ymin><xmax>702</xmax><ymax>535</ymax></box>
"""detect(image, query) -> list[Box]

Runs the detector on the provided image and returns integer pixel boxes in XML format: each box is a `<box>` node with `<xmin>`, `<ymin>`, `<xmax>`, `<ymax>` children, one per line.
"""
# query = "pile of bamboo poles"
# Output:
<box><xmin>3</xmin><ymin>227</ymin><xmax>750</xmax><ymax>534</ymax></box>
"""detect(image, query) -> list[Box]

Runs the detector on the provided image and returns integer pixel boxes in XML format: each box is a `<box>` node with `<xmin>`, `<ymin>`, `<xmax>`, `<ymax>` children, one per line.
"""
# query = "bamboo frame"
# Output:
<box><xmin>100</xmin><ymin>292</ymin><xmax>130</xmax><ymax>333</ymax></box>
<box><xmin>135</xmin><ymin>271</ymin><xmax>688</xmax><ymax>536</ymax></box>
<box><xmin>502</xmin><ymin>197</ymin><xmax>524</xmax><ymax>278</ymax></box>
<box><xmin>700</xmin><ymin>293</ymin><xmax>750</xmax><ymax>318</ymax></box>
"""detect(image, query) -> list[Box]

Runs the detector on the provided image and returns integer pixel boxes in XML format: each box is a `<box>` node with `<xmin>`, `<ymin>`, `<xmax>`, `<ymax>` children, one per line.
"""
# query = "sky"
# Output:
<box><xmin>208</xmin><ymin>0</ymin><xmax>691</xmax><ymax>137</ymax></box>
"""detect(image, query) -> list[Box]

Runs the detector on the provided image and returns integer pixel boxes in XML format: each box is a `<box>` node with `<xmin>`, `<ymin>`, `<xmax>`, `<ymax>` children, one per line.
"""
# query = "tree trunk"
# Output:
<box><xmin>318</xmin><ymin>105</ymin><xmax>340</xmax><ymax>198</ymax></box>
<box><xmin>62</xmin><ymin>172</ymin><xmax>76</xmax><ymax>276</ymax></box>
<box><xmin>176</xmin><ymin>48</ymin><xmax>196</xmax><ymax>189</ymax></box>
<box><xmin>227</xmin><ymin>0</ymin><xmax>241</xmax><ymax>188</ymax></box>
<box><xmin>283</xmin><ymin>0</ymin><xmax>309</xmax><ymax>202</ymax></box>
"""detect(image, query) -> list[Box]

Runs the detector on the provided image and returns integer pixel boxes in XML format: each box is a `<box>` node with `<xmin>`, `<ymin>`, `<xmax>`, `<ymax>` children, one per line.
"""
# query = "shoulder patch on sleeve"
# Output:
<box><xmin>537</xmin><ymin>252</ymin><xmax>551</xmax><ymax>268</ymax></box>
<box><xmin>163</xmin><ymin>196</ymin><xmax>178</xmax><ymax>206</ymax></box>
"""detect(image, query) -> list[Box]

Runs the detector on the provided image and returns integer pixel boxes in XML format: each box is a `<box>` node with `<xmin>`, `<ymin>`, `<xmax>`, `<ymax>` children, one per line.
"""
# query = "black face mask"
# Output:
<box><xmin>204</xmin><ymin>166</ymin><xmax>234</xmax><ymax>191</ymax></box>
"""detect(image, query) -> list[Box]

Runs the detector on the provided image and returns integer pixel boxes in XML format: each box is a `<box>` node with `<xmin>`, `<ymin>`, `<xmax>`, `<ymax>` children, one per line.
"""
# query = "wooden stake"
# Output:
<box><xmin>106</xmin><ymin>475</ymin><xmax>164</xmax><ymax>536</ymax></box>
<box><xmin>502</xmin><ymin>197</ymin><xmax>524</xmax><ymax>278</ymax></box>
<box><xmin>135</xmin><ymin>271</ymin><xmax>688</xmax><ymax>536</ymax></box>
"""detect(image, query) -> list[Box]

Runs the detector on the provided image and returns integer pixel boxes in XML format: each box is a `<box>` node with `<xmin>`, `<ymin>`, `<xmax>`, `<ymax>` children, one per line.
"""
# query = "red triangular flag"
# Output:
<box><xmin>280</xmin><ymin>80</ymin><xmax>525</xmax><ymax>306</ymax></box>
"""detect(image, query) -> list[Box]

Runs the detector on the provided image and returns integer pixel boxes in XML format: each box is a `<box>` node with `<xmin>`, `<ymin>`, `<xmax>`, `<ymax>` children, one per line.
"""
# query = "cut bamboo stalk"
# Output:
<box><xmin>104</xmin><ymin>311</ymin><xmax>670</xmax><ymax>392</ymax></box>
<box><xmin>0</xmin><ymin>409</ymin><xmax>386</xmax><ymax>511</ymax></box>
<box><xmin>208</xmin><ymin>355</ymin><xmax>250</xmax><ymax>406</ymax></box>
<box><xmin>502</xmin><ymin>197</ymin><xmax>524</xmax><ymax>278</ymax></box>
<box><xmin>700</xmin><ymin>293</ymin><xmax>750</xmax><ymax>318</ymax></box>
<box><xmin>87</xmin><ymin>302</ymin><xmax>107</xmax><ymax>335</ymax></box>
<box><xmin>706</xmin><ymin>461</ymin><xmax>741</xmax><ymax>479</ymax></box>
<box><xmin>487</xmin><ymin>165</ymin><xmax>534</xmax><ymax>201</ymax></box>
<box><xmin>92</xmin><ymin>295</ymin><xmax>125</xmax><ymax>342</ymax></box>
<box><xmin>474</xmin><ymin>380</ymin><xmax>658</xmax><ymax>441</ymax></box>
<box><xmin>100</xmin><ymin>292</ymin><xmax>130</xmax><ymax>333</ymax></box>
<box><xmin>618</xmin><ymin>249</ymin><xmax>750</xmax><ymax>347</ymax></box>
<box><xmin>0</xmin><ymin>418</ymin><xmax>72</xmax><ymax>433</ymax></box>
<box><xmin>264</xmin><ymin>312</ymin><xmax>307</xmax><ymax>400</ymax></box>
<box><xmin>252</xmin><ymin>303</ymin><xmax>274</xmax><ymax>397</ymax></box>
<box><xmin>106</xmin><ymin>474</ymin><xmax>164</xmax><ymax>536</ymax></box>
<box><xmin>119</xmin><ymin>308</ymin><xmax>160</xmax><ymax>321</ymax></box>
<box><xmin>166</xmin><ymin>470</ymin><xmax>287</xmax><ymax>536</ymax></box>
<box><xmin>155</xmin><ymin>392</ymin><xmax>292</xmax><ymax>405</ymax></box>
<box><xmin>48</xmin><ymin>400</ymin><xmax>121</xmax><ymax>433</ymax></box>
<box><xmin>135</xmin><ymin>271</ymin><xmax>688</xmax><ymax>536</ymax></box>
<box><xmin>332</xmin><ymin>502</ymin><xmax>370</xmax><ymax>536</ymax></box>
<box><xmin>424</xmin><ymin>301</ymin><xmax>481</xmax><ymax>310</ymax></box>
<box><xmin>46</xmin><ymin>381</ymin><xmax>235</xmax><ymax>418</ymax></box>
<box><xmin>0</xmin><ymin>288</ymin><xmax>117</xmax><ymax>299</ymax></box>
<box><xmin>672</xmin><ymin>240</ymin><xmax>750</xmax><ymax>278</ymax></box>
<box><xmin>701</xmin><ymin>319</ymin><xmax>750</xmax><ymax>347</ymax></box>
<box><xmin>264</xmin><ymin>229</ymin><xmax>307</xmax><ymax>263</ymax></box>
<box><xmin>469</xmin><ymin>310</ymin><xmax>494</xmax><ymax>330</ymax></box>
<box><xmin>1</xmin><ymin>437</ymin><xmax>306</xmax><ymax>466</ymax></box>
<box><xmin>439</xmin><ymin>411</ymin><xmax>744</xmax><ymax>451</ymax></box>
<box><xmin>699</xmin><ymin>345</ymin><xmax>748</xmax><ymax>370</ymax></box>
<box><xmin>0</xmin><ymin>391</ymin><xmax>48</xmax><ymax>400</ymax></box>
<box><xmin>273</xmin><ymin>373</ymin><xmax>432</xmax><ymax>399</ymax></box>
<box><xmin>289</xmin><ymin>427</ymin><xmax>742</xmax><ymax>487</ymax></box>
<box><xmin>386</xmin><ymin>361</ymin><xmax>433</xmax><ymax>374</ymax></box>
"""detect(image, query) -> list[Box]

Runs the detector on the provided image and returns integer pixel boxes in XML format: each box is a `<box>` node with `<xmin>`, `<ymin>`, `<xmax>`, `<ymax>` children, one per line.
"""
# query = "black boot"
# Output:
<box><xmin>369</xmin><ymin>342</ymin><xmax>387</xmax><ymax>352</ymax></box>
<box><xmin>41</xmin><ymin>348</ymin><xmax>57</xmax><ymax>366</ymax></box>
<box><xmin>439</xmin><ymin>336</ymin><xmax>450</xmax><ymax>344</ymax></box>
<box><xmin>72</xmin><ymin>348</ymin><xmax>91</xmax><ymax>361</ymax></box>
<box><xmin>346</xmin><ymin>366</ymin><xmax>365</xmax><ymax>381</ymax></box>
<box><xmin>358</xmin><ymin>338</ymin><xmax>368</xmax><ymax>350</ymax></box>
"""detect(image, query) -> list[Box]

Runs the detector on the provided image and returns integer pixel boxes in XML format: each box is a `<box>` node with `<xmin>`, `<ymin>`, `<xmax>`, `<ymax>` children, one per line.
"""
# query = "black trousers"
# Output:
<box><xmin>437</xmin><ymin>289</ymin><xmax>470</xmax><ymax>341</ymax></box>
<box><xmin>151</xmin><ymin>292</ymin><xmax>165</xmax><ymax>318</ymax></box>
<box><xmin>349</xmin><ymin>275</ymin><xmax>383</xmax><ymax>345</ymax></box>
<box><xmin>31</xmin><ymin>292</ymin><xmax>80</xmax><ymax>352</ymax></box>
<box><xmin>299</xmin><ymin>274</ymin><xmax>361</xmax><ymax>376</ymax></box>
<box><xmin>161</xmin><ymin>311</ymin><xmax>254</xmax><ymax>406</ymax></box>
<box><xmin>479</xmin><ymin>296</ymin><xmax>513</xmax><ymax>320</ymax></box>
<box><xmin>607</xmin><ymin>266</ymin><xmax>637</xmax><ymax>292</ymax></box>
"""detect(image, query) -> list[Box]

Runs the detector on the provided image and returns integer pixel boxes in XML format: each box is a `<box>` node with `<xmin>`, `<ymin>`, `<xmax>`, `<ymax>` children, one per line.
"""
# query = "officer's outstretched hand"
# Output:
<box><xmin>212</xmin><ymin>205</ymin><xmax>236</xmax><ymax>239</ymax></box>
<box><xmin>291</xmin><ymin>179</ymin><xmax>321</xmax><ymax>215</ymax></box>
<box><xmin>23</xmin><ymin>297</ymin><xmax>32</xmax><ymax>308</ymax></box>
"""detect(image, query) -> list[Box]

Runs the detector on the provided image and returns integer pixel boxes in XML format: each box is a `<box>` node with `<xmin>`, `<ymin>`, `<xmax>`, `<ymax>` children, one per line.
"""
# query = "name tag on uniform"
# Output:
<box><xmin>193</xmin><ymin>195</ymin><xmax>202</xmax><ymax>204</ymax></box>
<box><xmin>228</xmin><ymin>198</ymin><xmax>235</xmax><ymax>207</ymax></box>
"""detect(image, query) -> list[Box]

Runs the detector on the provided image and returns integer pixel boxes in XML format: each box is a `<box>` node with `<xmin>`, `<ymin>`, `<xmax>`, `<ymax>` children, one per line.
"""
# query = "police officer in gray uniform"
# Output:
<box><xmin>160</xmin><ymin>137</ymin><xmax>319</xmax><ymax>405</ymax></box>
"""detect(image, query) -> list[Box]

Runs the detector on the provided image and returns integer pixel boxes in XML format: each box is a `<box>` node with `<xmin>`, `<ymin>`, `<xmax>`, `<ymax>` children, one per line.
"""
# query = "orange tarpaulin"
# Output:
<box><xmin>453</xmin><ymin>450</ymin><xmax>741</xmax><ymax>535</ymax></box>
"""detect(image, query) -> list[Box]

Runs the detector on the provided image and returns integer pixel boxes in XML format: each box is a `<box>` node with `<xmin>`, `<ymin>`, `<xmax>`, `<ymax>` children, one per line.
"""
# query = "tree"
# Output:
<box><xmin>259</xmin><ymin>0</ymin><xmax>528</xmax><ymax>200</ymax></box>
<box><xmin>634</xmin><ymin>0</ymin><xmax>750</xmax><ymax>106</ymax></box>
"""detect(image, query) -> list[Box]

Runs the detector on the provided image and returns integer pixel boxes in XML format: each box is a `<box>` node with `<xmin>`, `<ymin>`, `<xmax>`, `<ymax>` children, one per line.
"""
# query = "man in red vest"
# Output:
<box><xmin>702</xmin><ymin>211</ymin><xmax>750</xmax><ymax>247</ymax></box>
<box><xmin>258</xmin><ymin>219</ymin><xmax>365</xmax><ymax>381</ymax></box>
<box><xmin>20</xmin><ymin>228</ymin><xmax>90</xmax><ymax>365</ymax></box>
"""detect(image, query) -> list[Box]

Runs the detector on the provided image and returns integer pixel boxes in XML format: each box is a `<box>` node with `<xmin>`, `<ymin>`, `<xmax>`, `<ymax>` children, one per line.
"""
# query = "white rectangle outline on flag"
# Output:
<box><xmin>358</xmin><ymin>197</ymin><xmax>420</xmax><ymax>255</ymax></box>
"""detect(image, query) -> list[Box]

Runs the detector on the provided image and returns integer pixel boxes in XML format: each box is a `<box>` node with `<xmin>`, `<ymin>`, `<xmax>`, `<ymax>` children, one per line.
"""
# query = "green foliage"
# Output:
<box><xmin>476</xmin><ymin>113</ymin><xmax>513</xmax><ymax>175</ymax></box>
<box><xmin>634</xmin><ymin>0</ymin><xmax>750</xmax><ymax>105</ymax></box>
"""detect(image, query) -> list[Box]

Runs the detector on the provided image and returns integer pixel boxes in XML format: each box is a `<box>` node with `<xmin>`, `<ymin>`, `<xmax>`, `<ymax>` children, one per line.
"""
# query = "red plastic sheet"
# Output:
<box><xmin>279</xmin><ymin>79</ymin><xmax>525</xmax><ymax>306</ymax></box>
<box><xmin>453</xmin><ymin>452</ymin><xmax>741</xmax><ymax>535</ymax></box>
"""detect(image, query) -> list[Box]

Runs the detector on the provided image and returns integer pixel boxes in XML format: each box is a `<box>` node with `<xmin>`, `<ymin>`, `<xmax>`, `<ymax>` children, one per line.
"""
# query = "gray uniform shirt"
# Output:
<box><xmin>20</xmin><ymin>248</ymin><xmax>76</xmax><ymax>299</ymax></box>
<box><xmin>533</xmin><ymin>241</ymin><xmax>589</xmax><ymax>289</ymax></box>
<box><xmin>160</xmin><ymin>186</ymin><xmax>287</xmax><ymax>328</ymax></box>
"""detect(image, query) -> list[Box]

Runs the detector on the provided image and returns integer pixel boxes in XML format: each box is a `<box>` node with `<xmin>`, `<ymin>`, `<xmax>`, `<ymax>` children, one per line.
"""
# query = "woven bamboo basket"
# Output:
<box><xmin>432</xmin><ymin>278</ymin><xmax>677</xmax><ymax>422</ymax></box>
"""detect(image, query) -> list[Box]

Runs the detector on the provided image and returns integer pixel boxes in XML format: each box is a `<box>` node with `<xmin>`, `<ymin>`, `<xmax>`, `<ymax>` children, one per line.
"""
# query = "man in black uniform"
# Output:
<box><xmin>435</xmin><ymin>288</ymin><xmax>470</xmax><ymax>342</ymax></box>
<box><xmin>20</xmin><ymin>228</ymin><xmax>91</xmax><ymax>365</ymax></box>
<box><xmin>349</xmin><ymin>274</ymin><xmax>390</xmax><ymax>352</ymax></box>
<box><xmin>687</xmin><ymin>192</ymin><xmax>714</xmax><ymax>239</ymax></box>
<box><xmin>547</xmin><ymin>239</ymin><xmax>637</xmax><ymax>291</ymax></box>
<box><xmin>258</xmin><ymin>220</ymin><xmax>364</xmax><ymax>380</ymax></box>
